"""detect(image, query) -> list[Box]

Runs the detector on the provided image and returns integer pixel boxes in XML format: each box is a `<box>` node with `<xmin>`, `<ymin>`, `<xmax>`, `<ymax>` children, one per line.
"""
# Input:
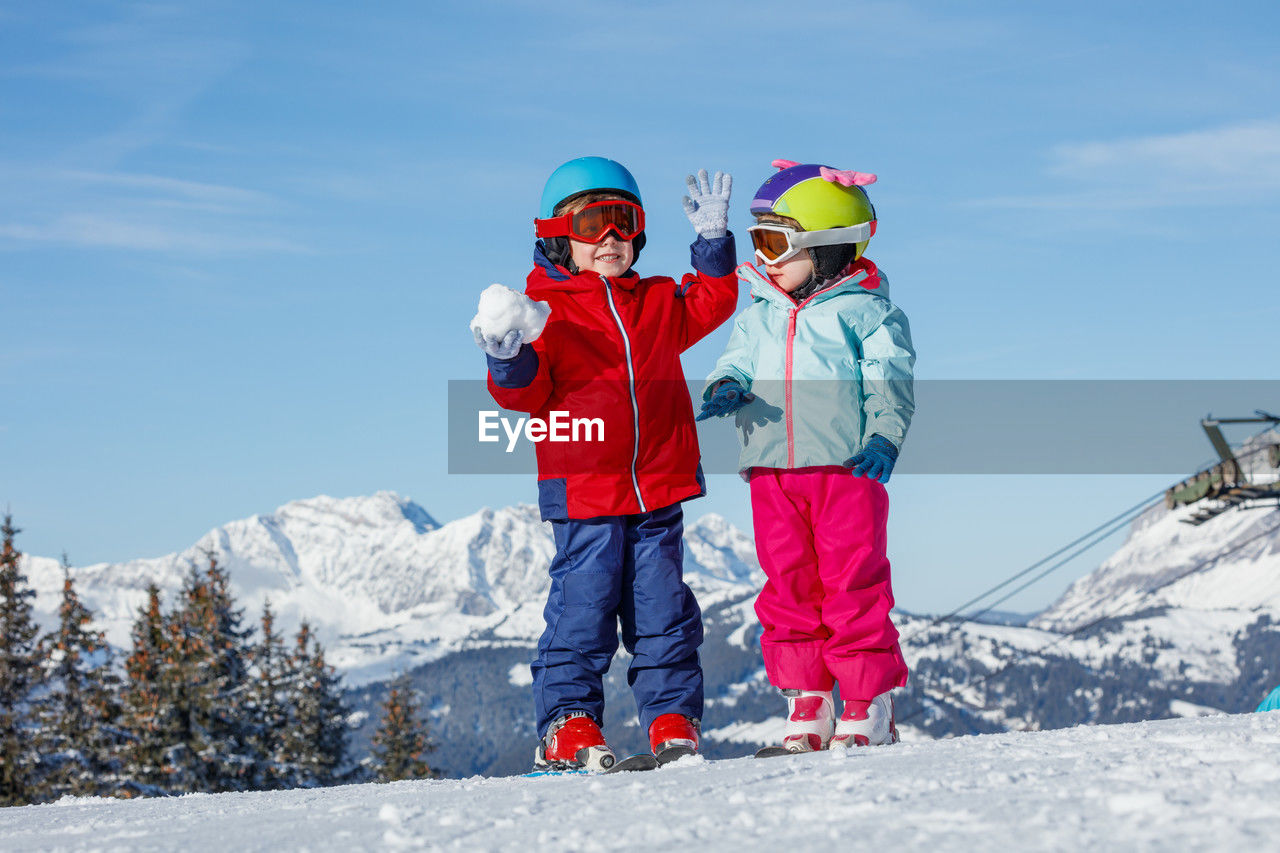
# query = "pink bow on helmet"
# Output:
<box><xmin>819</xmin><ymin>166</ymin><xmax>877</xmax><ymax>186</ymax></box>
<box><xmin>770</xmin><ymin>159</ymin><xmax>877</xmax><ymax>186</ymax></box>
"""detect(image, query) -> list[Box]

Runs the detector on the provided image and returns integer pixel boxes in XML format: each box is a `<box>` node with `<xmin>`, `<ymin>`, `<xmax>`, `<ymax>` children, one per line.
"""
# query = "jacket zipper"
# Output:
<box><xmin>783</xmin><ymin>289</ymin><xmax>825</xmax><ymax>469</ymax></box>
<box><xmin>601</xmin><ymin>275</ymin><xmax>647</xmax><ymax>513</ymax></box>
<box><xmin>785</xmin><ymin>308</ymin><xmax>797</xmax><ymax>467</ymax></box>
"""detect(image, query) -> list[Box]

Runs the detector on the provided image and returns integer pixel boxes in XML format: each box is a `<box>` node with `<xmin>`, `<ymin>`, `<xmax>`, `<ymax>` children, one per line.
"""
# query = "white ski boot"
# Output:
<box><xmin>780</xmin><ymin>688</ymin><xmax>835</xmax><ymax>753</ymax></box>
<box><xmin>830</xmin><ymin>692</ymin><xmax>898</xmax><ymax>748</ymax></box>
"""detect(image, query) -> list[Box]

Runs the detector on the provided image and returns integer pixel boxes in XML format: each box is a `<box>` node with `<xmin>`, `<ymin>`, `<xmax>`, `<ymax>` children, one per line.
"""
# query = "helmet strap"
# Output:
<box><xmin>788</xmin><ymin>270</ymin><xmax>825</xmax><ymax>302</ymax></box>
<box><xmin>540</xmin><ymin>237</ymin><xmax>574</xmax><ymax>272</ymax></box>
<box><xmin>809</xmin><ymin>243</ymin><xmax>859</xmax><ymax>282</ymax></box>
<box><xmin>789</xmin><ymin>244</ymin><xmax>859</xmax><ymax>301</ymax></box>
<box><xmin>538</xmin><ymin>233</ymin><xmax>645</xmax><ymax>276</ymax></box>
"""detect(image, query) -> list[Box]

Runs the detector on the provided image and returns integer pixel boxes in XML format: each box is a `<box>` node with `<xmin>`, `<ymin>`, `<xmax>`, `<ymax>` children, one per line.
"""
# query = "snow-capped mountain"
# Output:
<box><xmin>1034</xmin><ymin>430</ymin><xmax>1280</xmax><ymax>632</ymax></box>
<box><xmin>21</xmin><ymin>491</ymin><xmax>762</xmax><ymax>685</ymax></box>
<box><xmin>1034</xmin><ymin>500</ymin><xmax>1280</xmax><ymax>633</ymax></box>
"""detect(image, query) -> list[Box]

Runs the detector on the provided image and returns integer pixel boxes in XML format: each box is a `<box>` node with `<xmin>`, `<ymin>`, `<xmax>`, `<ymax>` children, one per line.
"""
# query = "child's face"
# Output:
<box><xmin>570</xmin><ymin>234</ymin><xmax>634</xmax><ymax>278</ymax></box>
<box><xmin>766</xmin><ymin>252</ymin><xmax>815</xmax><ymax>293</ymax></box>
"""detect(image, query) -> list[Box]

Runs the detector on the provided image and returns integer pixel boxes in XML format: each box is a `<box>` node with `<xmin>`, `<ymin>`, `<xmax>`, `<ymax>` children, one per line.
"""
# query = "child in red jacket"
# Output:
<box><xmin>472</xmin><ymin>157</ymin><xmax>737</xmax><ymax>770</ymax></box>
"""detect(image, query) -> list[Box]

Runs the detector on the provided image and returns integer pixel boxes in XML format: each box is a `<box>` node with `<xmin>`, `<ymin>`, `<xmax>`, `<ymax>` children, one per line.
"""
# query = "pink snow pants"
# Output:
<box><xmin>750</xmin><ymin>466</ymin><xmax>908</xmax><ymax>700</ymax></box>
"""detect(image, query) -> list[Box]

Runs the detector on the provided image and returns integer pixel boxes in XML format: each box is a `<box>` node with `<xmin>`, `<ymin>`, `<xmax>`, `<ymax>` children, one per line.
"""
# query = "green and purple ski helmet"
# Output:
<box><xmin>750</xmin><ymin>161</ymin><xmax>877</xmax><ymax>260</ymax></box>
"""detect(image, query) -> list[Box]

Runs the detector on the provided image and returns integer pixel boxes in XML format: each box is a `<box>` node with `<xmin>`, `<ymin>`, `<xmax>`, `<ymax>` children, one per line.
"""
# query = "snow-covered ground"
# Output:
<box><xmin>5</xmin><ymin>713</ymin><xmax>1279</xmax><ymax>851</ymax></box>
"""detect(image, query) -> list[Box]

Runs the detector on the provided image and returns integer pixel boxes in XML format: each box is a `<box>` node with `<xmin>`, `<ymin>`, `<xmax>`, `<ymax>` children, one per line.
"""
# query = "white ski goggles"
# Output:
<box><xmin>747</xmin><ymin>221</ymin><xmax>876</xmax><ymax>265</ymax></box>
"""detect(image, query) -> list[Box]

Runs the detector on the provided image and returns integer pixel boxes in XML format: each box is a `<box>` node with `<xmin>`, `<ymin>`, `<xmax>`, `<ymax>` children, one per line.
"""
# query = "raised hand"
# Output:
<box><xmin>681</xmin><ymin>169</ymin><xmax>732</xmax><ymax>240</ymax></box>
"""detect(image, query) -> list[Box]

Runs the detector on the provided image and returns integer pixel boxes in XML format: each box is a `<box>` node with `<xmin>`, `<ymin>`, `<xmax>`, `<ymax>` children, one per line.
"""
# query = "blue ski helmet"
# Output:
<box><xmin>539</xmin><ymin>156</ymin><xmax>643</xmax><ymax>218</ymax></box>
<box><xmin>537</xmin><ymin>156</ymin><xmax>646</xmax><ymax>272</ymax></box>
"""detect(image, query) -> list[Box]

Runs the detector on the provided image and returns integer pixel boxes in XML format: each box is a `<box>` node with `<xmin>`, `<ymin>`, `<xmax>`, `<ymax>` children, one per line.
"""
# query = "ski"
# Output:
<box><xmin>754</xmin><ymin>743</ymin><xmax>891</xmax><ymax>758</ymax></box>
<box><xmin>654</xmin><ymin>744</ymin><xmax>696</xmax><ymax>766</ymax></box>
<box><xmin>606</xmin><ymin>752</ymin><xmax>659</xmax><ymax>773</ymax></box>
<box><xmin>523</xmin><ymin>752</ymin><xmax>657</xmax><ymax>778</ymax></box>
<box><xmin>522</xmin><ymin>768</ymin><xmax>587</xmax><ymax>778</ymax></box>
<box><xmin>754</xmin><ymin>745</ymin><xmax>799</xmax><ymax>759</ymax></box>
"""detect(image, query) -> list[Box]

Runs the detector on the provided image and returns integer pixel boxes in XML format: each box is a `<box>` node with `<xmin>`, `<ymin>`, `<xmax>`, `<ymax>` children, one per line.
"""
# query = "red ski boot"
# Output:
<box><xmin>534</xmin><ymin>712</ymin><xmax>615</xmax><ymax>772</ymax></box>
<box><xmin>649</xmin><ymin>713</ymin><xmax>700</xmax><ymax>765</ymax></box>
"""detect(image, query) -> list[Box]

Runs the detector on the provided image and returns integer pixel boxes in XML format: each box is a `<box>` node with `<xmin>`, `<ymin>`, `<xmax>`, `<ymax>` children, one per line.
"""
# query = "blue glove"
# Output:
<box><xmin>844</xmin><ymin>435</ymin><xmax>899</xmax><ymax>484</ymax></box>
<box><xmin>682</xmin><ymin>169</ymin><xmax>732</xmax><ymax>239</ymax></box>
<box><xmin>696</xmin><ymin>379</ymin><xmax>753</xmax><ymax>421</ymax></box>
<box><xmin>472</xmin><ymin>327</ymin><xmax>524</xmax><ymax>360</ymax></box>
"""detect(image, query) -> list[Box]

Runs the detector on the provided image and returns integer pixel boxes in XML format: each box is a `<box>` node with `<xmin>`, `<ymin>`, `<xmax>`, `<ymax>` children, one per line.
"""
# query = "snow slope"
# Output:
<box><xmin>3</xmin><ymin>713</ymin><xmax>1279</xmax><ymax>851</ymax></box>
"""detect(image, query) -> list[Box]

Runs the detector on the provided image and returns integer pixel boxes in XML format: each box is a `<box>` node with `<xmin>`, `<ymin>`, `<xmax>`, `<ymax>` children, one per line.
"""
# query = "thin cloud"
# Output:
<box><xmin>0</xmin><ymin>166</ymin><xmax>302</xmax><ymax>254</ymax></box>
<box><xmin>58</xmin><ymin>169</ymin><xmax>279</xmax><ymax>210</ymax></box>
<box><xmin>976</xmin><ymin>120</ymin><xmax>1280</xmax><ymax>211</ymax></box>
<box><xmin>0</xmin><ymin>214</ymin><xmax>306</xmax><ymax>254</ymax></box>
<box><xmin>1050</xmin><ymin>120</ymin><xmax>1280</xmax><ymax>186</ymax></box>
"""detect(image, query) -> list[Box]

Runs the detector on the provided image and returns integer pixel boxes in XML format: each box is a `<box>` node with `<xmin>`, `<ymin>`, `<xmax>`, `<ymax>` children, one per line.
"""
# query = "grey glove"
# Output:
<box><xmin>472</xmin><ymin>327</ymin><xmax>524</xmax><ymax>360</ymax></box>
<box><xmin>682</xmin><ymin>169</ymin><xmax>732</xmax><ymax>239</ymax></box>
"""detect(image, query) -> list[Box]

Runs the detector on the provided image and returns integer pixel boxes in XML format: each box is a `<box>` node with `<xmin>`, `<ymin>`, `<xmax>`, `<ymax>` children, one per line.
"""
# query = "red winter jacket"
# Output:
<box><xmin>487</xmin><ymin>238</ymin><xmax>738</xmax><ymax>520</ymax></box>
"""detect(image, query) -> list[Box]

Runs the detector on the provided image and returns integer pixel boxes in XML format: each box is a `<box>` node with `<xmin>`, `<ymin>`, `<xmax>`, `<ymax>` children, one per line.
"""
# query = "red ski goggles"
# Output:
<box><xmin>535</xmin><ymin>200</ymin><xmax>645</xmax><ymax>243</ymax></box>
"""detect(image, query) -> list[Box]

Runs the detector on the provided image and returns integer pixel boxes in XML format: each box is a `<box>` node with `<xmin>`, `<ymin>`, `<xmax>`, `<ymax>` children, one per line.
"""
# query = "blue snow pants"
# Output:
<box><xmin>532</xmin><ymin>502</ymin><xmax>704</xmax><ymax>738</ymax></box>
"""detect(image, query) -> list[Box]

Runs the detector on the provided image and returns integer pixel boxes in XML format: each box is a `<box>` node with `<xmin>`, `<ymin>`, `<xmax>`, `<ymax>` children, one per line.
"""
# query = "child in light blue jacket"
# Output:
<box><xmin>699</xmin><ymin>161</ymin><xmax>915</xmax><ymax>752</ymax></box>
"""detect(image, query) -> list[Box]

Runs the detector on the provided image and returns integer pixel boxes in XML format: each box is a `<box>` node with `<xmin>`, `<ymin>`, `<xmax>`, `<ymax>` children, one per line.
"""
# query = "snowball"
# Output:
<box><xmin>470</xmin><ymin>284</ymin><xmax>551</xmax><ymax>344</ymax></box>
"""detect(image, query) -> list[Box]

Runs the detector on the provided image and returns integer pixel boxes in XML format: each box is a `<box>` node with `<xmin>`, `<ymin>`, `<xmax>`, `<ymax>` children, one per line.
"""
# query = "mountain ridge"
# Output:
<box><xmin>21</xmin><ymin>490</ymin><xmax>761</xmax><ymax>685</ymax></box>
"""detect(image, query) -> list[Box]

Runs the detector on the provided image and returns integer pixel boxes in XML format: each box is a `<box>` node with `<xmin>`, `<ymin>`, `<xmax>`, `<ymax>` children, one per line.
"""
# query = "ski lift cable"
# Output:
<box><xmin>961</xmin><ymin>507</ymin><xmax>1148</xmax><ymax>626</ymax></box>
<box><xmin>890</xmin><ymin>504</ymin><xmax>1152</xmax><ymax>717</ymax></box>
<box><xmin>900</xmin><ymin>508</ymin><xmax>1280</xmax><ymax>725</ymax></box>
<box><xmin>900</xmin><ymin>490</ymin><xmax>1166</xmax><ymax>643</ymax></box>
<box><xmin>904</xmin><ymin>432</ymin><xmax>1280</xmax><ymax>644</ymax></box>
<box><xmin>905</xmin><ymin>510</ymin><xmax>1280</xmax><ymax>723</ymax></box>
<box><xmin>943</xmin><ymin>497</ymin><xmax>1156</xmax><ymax>626</ymax></box>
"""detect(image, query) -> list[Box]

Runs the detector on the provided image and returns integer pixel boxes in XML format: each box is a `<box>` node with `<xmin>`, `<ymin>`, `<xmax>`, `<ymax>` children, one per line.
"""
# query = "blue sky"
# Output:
<box><xmin>4</xmin><ymin>1</ymin><xmax>1279</xmax><ymax>613</ymax></box>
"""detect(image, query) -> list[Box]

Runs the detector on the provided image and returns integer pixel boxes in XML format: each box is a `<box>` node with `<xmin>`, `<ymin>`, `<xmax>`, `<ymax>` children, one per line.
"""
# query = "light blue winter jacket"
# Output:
<box><xmin>703</xmin><ymin>259</ymin><xmax>915</xmax><ymax>473</ymax></box>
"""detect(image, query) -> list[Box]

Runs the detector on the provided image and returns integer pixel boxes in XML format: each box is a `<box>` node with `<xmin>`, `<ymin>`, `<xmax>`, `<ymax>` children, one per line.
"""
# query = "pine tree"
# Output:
<box><xmin>120</xmin><ymin>583</ymin><xmax>180</xmax><ymax>795</ymax></box>
<box><xmin>371</xmin><ymin>673</ymin><xmax>434</xmax><ymax>782</ymax></box>
<box><xmin>0</xmin><ymin>514</ymin><xmax>44</xmax><ymax>806</ymax></box>
<box><xmin>165</xmin><ymin>553</ymin><xmax>254</xmax><ymax>792</ymax></box>
<box><xmin>201</xmin><ymin>552</ymin><xmax>251</xmax><ymax>692</ymax></box>
<box><xmin>281</xmin><ymin>621</ymin><xmax>349</xmax><ymax>787</ymax></box>
<box><xmin>244</xmin><ymin>600</ymin><xmax>291</xmax><ymax>789</ymax></box>
<box><xmin>193</xmin><ymin>550</ymin><xmax>255</xmax><ymax>790</ymax></box>
<box><xmin>32</xmin><ymin>555</ymin><xmax>127</xmax><ymax>799</ymax></box>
